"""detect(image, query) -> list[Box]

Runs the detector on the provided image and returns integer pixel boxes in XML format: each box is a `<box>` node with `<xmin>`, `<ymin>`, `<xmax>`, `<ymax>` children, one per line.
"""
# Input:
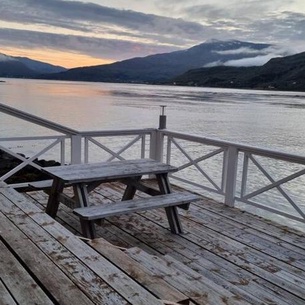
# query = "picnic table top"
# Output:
<box><xmin>41</xmin><ymin>159</ymin><xmax>177</xmax><ymax>184</ymax></box>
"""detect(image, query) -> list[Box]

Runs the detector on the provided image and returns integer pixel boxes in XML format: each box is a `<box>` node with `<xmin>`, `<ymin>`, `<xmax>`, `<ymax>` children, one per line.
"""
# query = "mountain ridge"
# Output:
<box><xmin>1</xmin><ymin>40</ymin><xmax>305</xmax><ymax>91</ymax></box>
<box><xmin>40</xmin><ymin>40</ymin><xmax>273</xmax><ymax>83</ymax></box>
<box><xmin>170</xmin><ymin>51</ymin><xmax>305</xmax><ymax>91</ymax></box>
<box><xmin>0</xmin><ymin>53</ymin><xmax>67</xmax><ymax>77</ymax></box>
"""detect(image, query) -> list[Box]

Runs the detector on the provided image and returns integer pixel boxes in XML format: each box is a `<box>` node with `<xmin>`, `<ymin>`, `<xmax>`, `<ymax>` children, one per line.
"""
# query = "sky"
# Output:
<box><xmin>1</xmin><ymin>0</ymin><xmax>305</xmax><ymax>68</ymax></box>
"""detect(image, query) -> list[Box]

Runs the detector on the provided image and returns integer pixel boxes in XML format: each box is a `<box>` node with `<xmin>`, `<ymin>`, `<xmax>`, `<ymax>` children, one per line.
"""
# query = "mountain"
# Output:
<box><xmin>15</xmin><ymin>56</ymin><xmax>66</xmax><ymax>74</ymax></box>
<box><xmin>0</xmin><ymin>60</ymin><xmax>37</xmax><ymax>78</ymax></box>
<box><xmin>170</xmin><ymin>51</ymin><xmax>305</xmax><ymax>91</ymax></box>
<box><xmin>0</xmin><ymin>53</ymin><xmax>67</xmax><ymax>77</ymax></box>
<box><xmin>42</xmin><ymin>40</ymin><xmax>272</xmax><ymax>83</ymax></box>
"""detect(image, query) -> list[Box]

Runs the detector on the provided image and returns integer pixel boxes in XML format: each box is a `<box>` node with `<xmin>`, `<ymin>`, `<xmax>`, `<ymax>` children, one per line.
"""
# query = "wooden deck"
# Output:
<box><xmin>2</xmin><ymin>181</ymin><xmax>305</xmax><ymax>305</ymax></box>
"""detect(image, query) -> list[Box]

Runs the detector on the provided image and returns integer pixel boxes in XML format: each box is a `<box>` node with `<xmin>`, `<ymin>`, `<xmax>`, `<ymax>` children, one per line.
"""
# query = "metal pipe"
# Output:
<box><xmin>159</xmin><ymin>105</ymin><xmax>167</xmax><ymax>129</ymax></box>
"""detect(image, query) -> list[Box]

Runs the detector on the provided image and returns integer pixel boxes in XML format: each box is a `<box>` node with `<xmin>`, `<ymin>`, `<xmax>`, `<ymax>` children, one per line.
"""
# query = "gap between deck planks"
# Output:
<box><xmin>0</xmin><ymin>186</ymin><xmax>166</xmax><ymax>305</ymax></box>
<box><xmin>24</xmin><ymin>181</ymin><xmax>305</xmax><ymax>305</ymax></box>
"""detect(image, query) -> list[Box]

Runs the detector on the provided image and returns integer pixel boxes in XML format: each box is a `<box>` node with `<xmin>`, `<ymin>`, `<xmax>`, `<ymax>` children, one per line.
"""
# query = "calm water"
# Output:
<box><xmin>2</xmin><ymin>78</ymin><xmax>305</xmax><ymax>230</ymax></box>
<box><xmin>1</xmin><ymin>78</ymin><xmax>305</xmax><ymax>156</ymax></box>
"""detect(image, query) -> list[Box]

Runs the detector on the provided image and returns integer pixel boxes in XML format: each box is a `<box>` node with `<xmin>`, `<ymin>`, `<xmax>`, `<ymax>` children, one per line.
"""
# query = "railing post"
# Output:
<box><xmin>149</xmin><ymin>106</ymin><xmax>167</xmax><ymax>162</ymax></box>
<box><xmin>149</xmin><ymin>130</ymin><xmax>164</xmax><ymax>162</ymax></box>
<box><xmin>71</xmin><ymin>134</ymin><xmax>82</xmax><ymax>164</ymax></box>
<box><xmin>223</xmin><ymin>146</ymin><xmax>239</xmax><ymax>207</ymax></box>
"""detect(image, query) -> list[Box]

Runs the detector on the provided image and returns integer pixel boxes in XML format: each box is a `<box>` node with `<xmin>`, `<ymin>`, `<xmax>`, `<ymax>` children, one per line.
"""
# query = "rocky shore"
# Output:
<box><xmin>0</xmin><ymin>150</ymin><xmax>60</xmax><ymax>184</ymax></box>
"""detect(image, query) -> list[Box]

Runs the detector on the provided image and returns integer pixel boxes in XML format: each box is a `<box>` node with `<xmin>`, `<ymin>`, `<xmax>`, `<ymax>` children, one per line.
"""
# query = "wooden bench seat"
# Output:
<box><xmin>73</xmin><ymin>192</ymin><xmax>201</xmax><ymax>239</ymax></box>
<box><xmin>28</xmin><ymin>179</ymin><xmax>54</xmax><ymax>190</ymax></box>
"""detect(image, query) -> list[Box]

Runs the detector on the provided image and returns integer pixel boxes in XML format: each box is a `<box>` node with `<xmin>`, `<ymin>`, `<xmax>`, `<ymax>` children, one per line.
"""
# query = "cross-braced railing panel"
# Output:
<box><xmin>83</xmin><ymin>132</ymin><xmax>151</xmax><ymax>163</ymax></box>
<box><xmin>164</xmin><ymin>134</ymin><xmax>226</xmax><ymax>195</ymax></box>
<box><xmin>237</xmin><ymin>152</ymin><xmax>305</xmax><ymax>222</ymax></box>
<box><xmin>0</xmin><ymin>136</ymin><xmax>67</xmax><ymax>183</ymax></box>
<box><xmin>163</xmin><ymin>130</ymin><xmax>305</xmax><ymax>226</ymax></box>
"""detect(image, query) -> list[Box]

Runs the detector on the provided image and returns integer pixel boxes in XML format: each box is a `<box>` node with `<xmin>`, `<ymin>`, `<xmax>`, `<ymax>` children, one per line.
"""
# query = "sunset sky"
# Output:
<box><xmin>1</xmin><ymin>0</ymin><xmax>305</xmax><ymax>68</ymax></box>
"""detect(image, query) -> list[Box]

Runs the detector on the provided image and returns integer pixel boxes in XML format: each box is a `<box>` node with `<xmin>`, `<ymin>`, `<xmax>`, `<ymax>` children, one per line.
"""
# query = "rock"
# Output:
<box><xmin>0</xmin><ymin>149</ymin><xmax>60</xmax><ymax>184</ymax></box>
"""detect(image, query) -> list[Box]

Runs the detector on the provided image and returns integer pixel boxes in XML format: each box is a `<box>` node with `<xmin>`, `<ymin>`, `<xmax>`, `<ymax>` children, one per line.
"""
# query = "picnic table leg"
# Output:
<box><xmin>156</xmin><ymin>173</ymin><xmax>183</xmax><ymax>234</ymax></box>
<box><xmin>122</xmin><ymin>176</ymin><xmax>142</xmax><ymax>201</ymax></box>
<box><xmin>73</xmin><ymin>183</ymin><xmax>90</xmax><ymax>208</ymax></box>
<box><xmin>45</xmin><ymin>178</ymin><xmax>64</xmax><ymax>218</ymax></box>
<box><xmin>80</xmin><ymin>219</ymin><xmax>96</xmax><ymax>239</ymax></box>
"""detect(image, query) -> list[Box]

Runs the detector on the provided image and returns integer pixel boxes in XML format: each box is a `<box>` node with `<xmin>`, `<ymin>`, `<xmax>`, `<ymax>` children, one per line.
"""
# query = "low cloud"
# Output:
<box><xmin>204</xmin><ymin>60</ymin><xmax>222</xmax><ymax>68</ymax></box>
<box><xmin>223</xmin><ymin>54</ymin><xmax>281</xmax><ymax>67</ymax></box>
<box><xmin>214</xmin><ymin>47</ymin><xmax>269</xmax><ymax>55</ymax></box>
<box><xmin>205</xmin><ymin>45</ymin><xmax>295</xmax><ymax>67</ymax></box>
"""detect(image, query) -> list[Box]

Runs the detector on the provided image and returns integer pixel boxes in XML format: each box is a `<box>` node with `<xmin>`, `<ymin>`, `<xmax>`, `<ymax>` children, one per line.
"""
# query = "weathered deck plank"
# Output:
<box><xmin>0</xmin><ymin>212</ymin><xmax>95</xmax><ymax>305</ymax></box>
<box><xmin>0</xmin><ymin>186</ymin><xmax>163</xmax><ymax>305</ymax></box>
<box><xmin>125</xmin><ymin>247</ymin><xmax>251</xmax><ymax>305</ymax></box>
<box><xmin>140</xmin><ymin>208</ymin><xmax>305</xmax><ymax>300</ymax></box>
<box><xmin>24</xmin><ymin>181</ymin><xmax>305</xmax><ymax>305</ymax></box>
<box><xmin>0</xmin><ymin>240</ymin><xmax>53</xmax><ymax>305</ymax></box>
<box><xmin>0</xmin><ymin>279</ymin><xmax>18</xmax><ymax>305</ymax></box>
<box><xmin>104</xmin><ymin>211</ymin><xmax>305</xmax><ymax>304</ymax></box>
<box><xmin>88</xmin><ymin>238</ymin><xmax>190</xmax><ymax>304</ymax></box>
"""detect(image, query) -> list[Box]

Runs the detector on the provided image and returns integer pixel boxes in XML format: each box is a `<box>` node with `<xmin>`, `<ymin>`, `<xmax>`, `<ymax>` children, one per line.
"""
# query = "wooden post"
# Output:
<box><xmin>71</xmin><ymin>134</ymin><xmax>82</xmax><ymax>164</ymax></box>
<box><xmin>149</xmin><ymin>130</ymin><xmax>164</xmax><ymax>162</ymax></box>
<box><xmin>224</xmin><ymin>146</ymin><xmax>239</xmax><ymax>207</ymax></box>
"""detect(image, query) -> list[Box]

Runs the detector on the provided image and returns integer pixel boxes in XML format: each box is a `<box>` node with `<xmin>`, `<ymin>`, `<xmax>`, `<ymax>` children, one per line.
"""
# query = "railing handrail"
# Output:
<box><xmin>0</xmin><ymin>103</ymin><xmax>79</xmax><ymax>135</ymax></box>
<box><xmin>0</xmin><ymin>135</ymin><xmax>68</xmax><ymax>141</ymax></box>
<box><xmin>80</xmin><ymin>128</ymin><xmax>156</xmax><ymax>137</ymax></box>
<box><xmin>162</xmin><ymin>130</ymin><xmax>305</xmax><ymax>165</ymax></box>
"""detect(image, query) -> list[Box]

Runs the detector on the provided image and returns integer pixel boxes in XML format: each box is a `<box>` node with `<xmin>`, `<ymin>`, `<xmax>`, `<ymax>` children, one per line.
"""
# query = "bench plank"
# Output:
<box><xmin>28</xmin><ymin>179</ymin><xmax>53</xmax><ymax>190</ymax></box>
<box><xmin>74</xmin><ymin>193</ymin><xmax>201</xmax><ymax>220</ymax></box>
<box><xmin>73</xmin><ymin>192</ymin><xmax>200</xmax><ymax>238</ymax></box>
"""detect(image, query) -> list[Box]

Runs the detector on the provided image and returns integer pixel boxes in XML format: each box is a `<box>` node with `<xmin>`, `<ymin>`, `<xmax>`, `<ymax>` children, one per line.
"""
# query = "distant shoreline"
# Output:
<box><xmin>0</xmin><ymin>76</ymin><xmax>305</xmax><ymax>93</ymax></box>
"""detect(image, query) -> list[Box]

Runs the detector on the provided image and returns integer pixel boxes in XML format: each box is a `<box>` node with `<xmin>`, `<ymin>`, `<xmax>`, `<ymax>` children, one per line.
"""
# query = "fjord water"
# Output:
<box><xmin>1</xmin><ymin>78</ymin><xmax>305</xmax><ymax>155</ymax></box>
<box><xmin>2</xmin><ymin>78</ymin><xmax>305</xmax><ymax>230</ymax></box>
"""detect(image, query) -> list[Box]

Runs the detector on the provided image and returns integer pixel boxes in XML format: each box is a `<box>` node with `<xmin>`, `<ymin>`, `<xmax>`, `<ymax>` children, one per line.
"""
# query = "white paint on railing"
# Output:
<box><xmin>240</xmin><ymin>154</ymin><xmax>305</xmax><ymax>221</ymax></box>
<box><xmin>149</xmin><ymin>129</ymin><xmax>164</xmax><ymax>162</ymax></box>
<box><xmin>82</xmin><ymin>130</ymin><xmax>153</xmax><ymax>163</ymax></box>
<box><xmin>71</xmin><ymin>135</ymin><xmax>82</xmax><ymax>164</ymax></box>
<box><xmin>162</xmin><ymin>129</ymin><xmax>305</xmax><ymax>224</ymax></box>
<box><xmin>0</xmin><ymin>103</ymin><xmax>79</xmax><ymax>135</ymax></box>
<box><xmin>169</xmin><ymin>136</ymin><xmax>223</xmax><ymax>193</ymax></box>
<box><xmin>223</xmin><ymin>146</ymin><xmax>239</xmax><ymax>207</ymax></box>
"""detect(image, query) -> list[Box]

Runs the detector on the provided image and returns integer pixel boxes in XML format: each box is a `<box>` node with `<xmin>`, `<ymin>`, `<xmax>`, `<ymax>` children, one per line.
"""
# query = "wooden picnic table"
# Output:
<box><xmin>42</xmin><ymin>159</ymin><xmax>187</xmax><ymax>236</ymax></box>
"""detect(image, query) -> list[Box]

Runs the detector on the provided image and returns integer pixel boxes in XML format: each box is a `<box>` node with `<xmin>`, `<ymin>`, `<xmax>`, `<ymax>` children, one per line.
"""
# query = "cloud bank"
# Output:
<box><xmin>0</xmin><ymin>0</ymin><xmax>305</xmax><ymax>65</ymax></box>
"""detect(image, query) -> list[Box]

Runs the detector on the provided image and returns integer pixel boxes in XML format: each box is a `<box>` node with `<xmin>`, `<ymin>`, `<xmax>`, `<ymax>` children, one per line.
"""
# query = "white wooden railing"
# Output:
<box><xmin>162</xmin><ymin>130</ymin><xmax>305</xmax><ymax>225</ymax></box>
<box><xmin>1</xmin><ymin>103</ymin><xmax>305</xmax><ymax>226</ymax></box>
<box><xmin>0</xmin><ymin>103</ymin><xmax>157</xmax><ymax>186</ymax></box>
<box><xmin>81</xmin><ymin>129</ymin><xmax>155</xmax><ymax>164</ymax></box>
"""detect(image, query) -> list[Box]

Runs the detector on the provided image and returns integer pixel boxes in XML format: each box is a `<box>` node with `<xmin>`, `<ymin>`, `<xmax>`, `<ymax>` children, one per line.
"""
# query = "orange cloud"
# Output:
<box><xmin>0</xmin><ymin>47</ymin><xmax>114</xmax><ymax>69</ymax></box>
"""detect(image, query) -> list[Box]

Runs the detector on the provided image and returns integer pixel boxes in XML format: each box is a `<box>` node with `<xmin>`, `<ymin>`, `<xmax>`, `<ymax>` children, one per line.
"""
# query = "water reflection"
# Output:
<box><xmin>1</xmin><ymin>78</ymin><xmax>305</xmax><ymax>155</ymax></box>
